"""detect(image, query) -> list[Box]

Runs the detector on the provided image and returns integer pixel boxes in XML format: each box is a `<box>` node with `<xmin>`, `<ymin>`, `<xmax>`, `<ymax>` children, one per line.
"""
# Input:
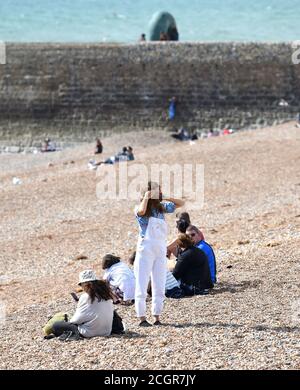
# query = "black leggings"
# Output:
<box><xmin>52</xmin><ymin>321</ymin><xmax>80</xmax><ymax>337</ymax></box>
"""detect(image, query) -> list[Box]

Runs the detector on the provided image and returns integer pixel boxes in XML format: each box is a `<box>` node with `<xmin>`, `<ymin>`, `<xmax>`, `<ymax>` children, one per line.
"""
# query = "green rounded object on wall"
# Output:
<box><xmin>148</xmin><ymin>11</ymin><xmax>179</xmax><ymax>41</ymax></box>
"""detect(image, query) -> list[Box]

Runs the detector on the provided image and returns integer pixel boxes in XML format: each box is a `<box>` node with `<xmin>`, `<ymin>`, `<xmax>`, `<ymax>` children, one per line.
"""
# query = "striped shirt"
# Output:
<box><xmin>166</xmin><ymin>270</ymin><xmax>180</xmax><ymax>291</ymax></box>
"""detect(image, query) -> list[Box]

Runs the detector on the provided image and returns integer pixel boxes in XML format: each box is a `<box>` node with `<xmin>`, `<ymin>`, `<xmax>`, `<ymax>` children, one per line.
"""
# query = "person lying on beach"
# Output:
<box><xmin>129</xmin><ymin>251</ymin><xmax>184</xmax><ymax>299</ymax></box>
<box><xmin>102</xmin><ymin>254</ymin><xmax>135</xmax><ymax>304</ymax></box>
<box><xmin>171</xmin><ymin>127</ymin><xmax>191</xmax><ymax>141</ymax></box>
<box><xmin>173</xmin><ymin>234</ymin><xmax>213</xmax><ymax>296</ymax></box>
<box><xmin>91</xmin><ymin>146</ymin><xmax>134</xmax><ymax>167</ymax></box>
<box><xmin>51</xmin><ymin>270</ymin><xmax>115</xmax><ymax>339</ymax></box>
<box><xmin>186</xmin><ymin>225</ymin><xmax>217</xmax><ymax>285</ymax></box>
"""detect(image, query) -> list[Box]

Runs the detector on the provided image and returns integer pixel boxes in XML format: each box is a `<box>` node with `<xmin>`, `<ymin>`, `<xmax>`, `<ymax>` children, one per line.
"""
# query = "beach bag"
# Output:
<box><xmin>43</xmin><ymin>312</ymin><xmax>68</xmax><ymax>336</ymax></box>
<box><xmin>111</xmin><ymin>310</ymin><xmax>125</xmax><ymax>335</ymax></box>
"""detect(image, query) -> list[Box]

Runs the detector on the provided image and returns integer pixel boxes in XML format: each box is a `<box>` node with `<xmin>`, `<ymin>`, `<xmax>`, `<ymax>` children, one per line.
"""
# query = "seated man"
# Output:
<box><xmin>41</xmin><ymin>138</ymin><xmax>56</xmax><ymax>152</ymax></box>
<box><xmin>173</xmin><ymin>234</ymin><xmax>213</xmax><ymax>295</ymax></box>
<box><xmin>186</xmin><ymin>225</ymin><xmax>217</xmax><ymax>285</ymax></box>
<box><xmin>126</xmin><ymin>146</ymin><xmax>135</xmax><ymax>161</ymax></box>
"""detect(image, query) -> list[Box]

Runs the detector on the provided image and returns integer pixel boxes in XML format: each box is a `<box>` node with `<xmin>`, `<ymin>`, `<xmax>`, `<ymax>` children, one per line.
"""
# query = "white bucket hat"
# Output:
<box><xmin>78</xmin><ymin>270</ymin><xmax>98</xmax><ymax>285</ymax></box>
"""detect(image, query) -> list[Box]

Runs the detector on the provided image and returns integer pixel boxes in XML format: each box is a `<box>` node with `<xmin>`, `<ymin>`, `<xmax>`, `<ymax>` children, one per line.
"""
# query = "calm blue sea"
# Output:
<box><xmin>0</xmin><ymin>0</ymin><xmax>299</xmax><ymax>42</ymax></box>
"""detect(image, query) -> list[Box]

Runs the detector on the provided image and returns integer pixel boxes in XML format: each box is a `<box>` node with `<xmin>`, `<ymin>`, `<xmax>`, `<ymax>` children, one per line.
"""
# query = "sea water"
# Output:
<box><xmin>0</xmin><ymin>0</ymin><xmax>299</xmax><ymax>43</ymax></box>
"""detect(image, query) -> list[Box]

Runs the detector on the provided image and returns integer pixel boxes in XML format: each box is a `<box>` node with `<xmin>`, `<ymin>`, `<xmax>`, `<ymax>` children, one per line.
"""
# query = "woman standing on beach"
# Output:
<box><xmin>134</xmin><ymin>181</ymin><xmax>184</xmax><ymax>326</ymax></box>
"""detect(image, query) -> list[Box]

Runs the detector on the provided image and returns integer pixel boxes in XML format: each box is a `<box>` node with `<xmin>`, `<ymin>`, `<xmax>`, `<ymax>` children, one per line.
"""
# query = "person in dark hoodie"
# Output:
<box><xmin>173</xmin><ymin>233</ymin><xmax>213</xmax><ymax>296</ymax></box>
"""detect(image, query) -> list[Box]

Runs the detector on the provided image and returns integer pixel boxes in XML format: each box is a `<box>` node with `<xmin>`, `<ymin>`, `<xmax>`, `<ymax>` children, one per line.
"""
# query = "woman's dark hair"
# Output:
<box><xmin>176</xmin><ymin>212</ymin><xmax>190</xmax><ymax>224</ymax></box>
<box><xmin>84</xmin><ymin>280</ymin><xmax>114</xmax><ymax>303</ymax></box>
<box><xmin>128</xmin><ymin>251</ymin><xmax>136</xmax><ymax>266</ymax></box>
<box><xmin>102</xmin><ymin>254</ymin><xmax>121</xmax><ymax>270</ymax></box>
<box><xmin>177</xmin><ymin>233</ymin><xmax>194</xmax><ymax>249</ymax></box>
<box><xmin>141</xmin><ymin>181</ymin><xmax>165</xmax><ymax>218</ymax></box>
<box><xmin>176</xmin><ymin>219</ymin><xmax>190</xmax><ymax>233</ymax></box>
<box><xmin>176</xmin><ymin>212</ymin><xmax>191</xmax><ymax>233</ymax></box>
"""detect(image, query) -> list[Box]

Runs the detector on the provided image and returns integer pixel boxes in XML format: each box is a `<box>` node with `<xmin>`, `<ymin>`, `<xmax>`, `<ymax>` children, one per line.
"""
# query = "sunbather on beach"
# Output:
<box><xmin>91</xmin><ymin>146</ymin><xmax>134</xmax><ymax>167</ymax></box>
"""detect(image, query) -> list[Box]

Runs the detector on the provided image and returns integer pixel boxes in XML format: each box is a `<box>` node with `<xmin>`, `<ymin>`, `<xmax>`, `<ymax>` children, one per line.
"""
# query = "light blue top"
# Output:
<box><xmin>195</xmin><ymin>240</ymin><xmax>217</xmax><ymax>284</ymax></box>
<box><xmin>135</xmin><ymin>201</ymin><xmax>176</xmax><ymax>237</ymax></box>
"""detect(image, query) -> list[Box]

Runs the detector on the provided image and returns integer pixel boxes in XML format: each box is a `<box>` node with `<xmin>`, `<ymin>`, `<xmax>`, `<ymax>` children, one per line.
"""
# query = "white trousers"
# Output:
<box><xmin>134</xmin><ymin>217</ymin><xmax>168</xmax><ymax>318</ymax></box>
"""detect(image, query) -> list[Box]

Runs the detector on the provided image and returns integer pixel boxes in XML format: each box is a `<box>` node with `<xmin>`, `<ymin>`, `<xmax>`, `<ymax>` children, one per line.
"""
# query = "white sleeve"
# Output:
<box><xmin>103</xmin><ymin>269</ymin><xmax>110</xmax><ymax>281</ymax></box>
<box><xmin>70</xmin><ymin>294</ymin><xmax>91</xmax><ymax>325</ymax></box>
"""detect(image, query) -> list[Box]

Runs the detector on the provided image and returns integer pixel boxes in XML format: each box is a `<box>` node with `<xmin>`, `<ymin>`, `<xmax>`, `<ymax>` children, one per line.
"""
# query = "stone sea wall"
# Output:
<box><xmin>0</xmin><ymin>42</ymin><xmax>299</xmax><ymax>146</ymax></box>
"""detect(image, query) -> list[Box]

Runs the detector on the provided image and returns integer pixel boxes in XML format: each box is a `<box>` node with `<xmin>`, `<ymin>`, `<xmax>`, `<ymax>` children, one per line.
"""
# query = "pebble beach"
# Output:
<box><xmin>0</xmin><ymin>122</ymin><xmax>300</xmax><ymax>370</ymax></box>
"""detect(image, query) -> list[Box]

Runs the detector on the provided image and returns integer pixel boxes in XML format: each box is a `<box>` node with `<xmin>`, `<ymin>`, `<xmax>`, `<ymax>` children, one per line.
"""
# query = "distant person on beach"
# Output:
<box><xmin>41</xmin><ymin>138</ymin><xmax>56</xmax><ymax>153</ymax></box>
<box><xmin>191</xmin><ymin>129</ymin><xmax>198</xmax><ymax>140</ymax></box>
<box><xmin>171</xmin><ymin>127</ymin><xmax>191</xmax><ymax>141</ymax></box>
<box><xmin>51</xmin><ymin>270</ymin><xmax>114</xmax><ymax>339</ymax></box>
<box><xmin>116</xmin><ymin>146</ymin><xmax>129</xmax><ymax>162</ymax></box>
<box><xmin>139</xmin><ymin>33</ymin><xmax>146</xmax><ymax>42</ymax></box>
<box><xmin>129</xmin><ymin>251</ymin><xmax>184</xmax><ymax>299</ymax></box>
<box><xmin>168</xmin><ymin>96</ymin><xmax>177</xmax><ymax>121</ymax></box>
<box><xmin>94</xmin><ymin>138</ymin><xmax>103</xmax><ymax>155</ymax></box>
<box><xmin>91</xmin><ymin>146</ymin><xmax>134</xmax><ymax>167</ymax></box>
<box><xmin>126</xmin><ymin>146</ymin><xmax>135</xmax><ymax>161</ymax></box>
<box><xmin>102</xmin><ymin>254</ymin><xmax>135</xmax><ymax>304</ymax></box>
<box><xmin>173</xmin><ymin>234</ymin><xmax>213</xmax><ymax>296</ymax></box>
<box><xmin>134</xmin><ymin>181</ymin><xmax>184</xmax><ymax>326</ymax></box>
<box><xmin>186</xmin><ymin>225</ymin><xmax>217</xmax><ymax>285</ymax></box>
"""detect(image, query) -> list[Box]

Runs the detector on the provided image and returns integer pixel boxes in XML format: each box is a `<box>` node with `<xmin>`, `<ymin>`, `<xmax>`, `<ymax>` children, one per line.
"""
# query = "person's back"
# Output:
<box><xmin>70</xmin><ymin>292</ymin><xmax>113</xmax><ymax>338</ymax></box>
<box><xmin>195</xmin><ymin>240</ymin><xmax>217</xmax><ymax>284</ymax></box>
<box><xmin>95</xmin><ymin>139</ymin><xmax>103</xmax><ymax>154</ymax></box>
<box><xmin>173</xmin><ymin>239</ymin><xmax>213</xmax><ymax>291</ymax></box>
<box><xmin>126</xmin><ymin>146</ymin><xmax>135</xmax><ymax>161</ymax></box>
<box><xmin>103</xmin><ymin>261</ymin><xmax>135</xmax><ymax>301</ymax></box>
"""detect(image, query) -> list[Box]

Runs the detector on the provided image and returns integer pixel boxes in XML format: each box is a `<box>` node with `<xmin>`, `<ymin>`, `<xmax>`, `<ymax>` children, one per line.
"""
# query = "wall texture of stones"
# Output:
<box><xmin>0</xmin><ymin>42</ymin><xmax>299</xmax><ymax>144</ymax></box>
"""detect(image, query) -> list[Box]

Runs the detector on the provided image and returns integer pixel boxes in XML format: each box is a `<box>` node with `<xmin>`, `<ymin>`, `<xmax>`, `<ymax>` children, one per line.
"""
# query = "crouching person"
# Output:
<box><xmin>52</xmin><ymin>270</ymin><xmax>115</xmax><ymax>340</ymax></box>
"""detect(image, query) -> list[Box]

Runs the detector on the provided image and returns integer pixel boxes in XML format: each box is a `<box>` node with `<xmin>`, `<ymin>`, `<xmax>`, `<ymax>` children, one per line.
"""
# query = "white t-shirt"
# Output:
<box><xmin>70</xmin><ymin>293</ymin><xmax>113</xmax><ymax>338</ymax></box>
<box><xmin>103</xmin><ymin>262</ymin><xmax>135</xmax><ymax>301</ymax></box>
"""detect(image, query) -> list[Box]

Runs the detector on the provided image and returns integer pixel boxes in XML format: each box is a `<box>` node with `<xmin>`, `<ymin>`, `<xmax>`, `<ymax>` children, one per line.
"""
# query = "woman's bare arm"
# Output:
<box><xmin>163</xmin><ymin>197</ymin><xmax>185</xmax><ymax>208</ymax></box>
<box><xmin>136</xmin><ymin>191</ymin><xmax>151</xmax><ymax>216</ymax></box>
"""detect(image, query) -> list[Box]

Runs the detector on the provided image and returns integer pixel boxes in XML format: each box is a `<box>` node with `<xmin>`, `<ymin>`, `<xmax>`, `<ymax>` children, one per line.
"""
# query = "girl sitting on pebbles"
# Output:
<box><xmin>102</xmin><ymin>254</ymin><xmax>135</xmax><ymax>305</ymax></box>
<box><xmin>52</xmin><ymin>270</ymin><xmax>114</xmax><ymax>339</ymax></box>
